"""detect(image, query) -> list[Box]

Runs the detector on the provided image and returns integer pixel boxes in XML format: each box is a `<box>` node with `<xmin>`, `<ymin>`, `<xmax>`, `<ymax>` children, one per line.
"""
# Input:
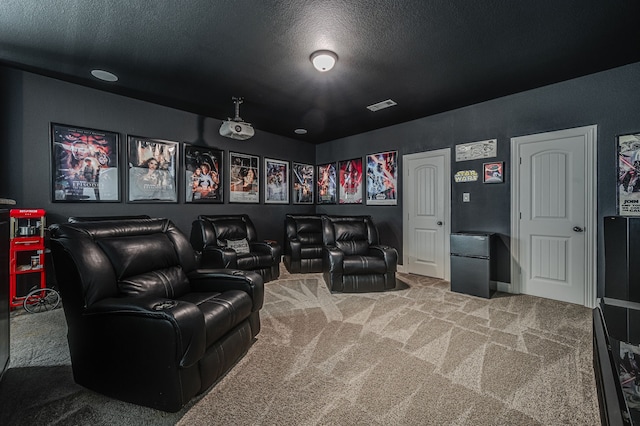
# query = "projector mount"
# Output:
<box><xmin>230</xmin><ymin>96</ymin><xmax>244</xmax><ymax>122</ymax></box>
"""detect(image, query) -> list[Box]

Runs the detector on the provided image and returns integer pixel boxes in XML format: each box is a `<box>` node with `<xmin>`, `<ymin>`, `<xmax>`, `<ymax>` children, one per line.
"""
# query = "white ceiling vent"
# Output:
<box><xmin>366</xmin><ymin>99</ymin><xmax>397</xmax><ymax>112</ymax></box>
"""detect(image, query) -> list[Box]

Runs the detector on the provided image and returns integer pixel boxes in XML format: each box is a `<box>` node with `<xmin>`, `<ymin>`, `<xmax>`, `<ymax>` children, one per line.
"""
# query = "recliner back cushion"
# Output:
<box><xmin>212</xmin><ymin>219</ymin><xmax>248</xmax><ymax>242</ymax></box>
<box><xmin>292</xmin><ymin>217</ymin><xmax>323</xmax><ymax>246</ymax></box>
<box><xmin>97</xmin><ymin>233</ymin><xmax>190</xmax><ymax>298</ymax></box>
<box><xmin>333</xmin><ymin>221</ymin><xmax>369</xmax><ymax>255</ymax></box>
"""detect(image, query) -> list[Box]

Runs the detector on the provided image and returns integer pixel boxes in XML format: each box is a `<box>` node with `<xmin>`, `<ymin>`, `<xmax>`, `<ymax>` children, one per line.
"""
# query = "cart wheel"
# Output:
<box><xmin>23</xmin><ymin>288</ymin><xmax>61</xmax><ymax>314</ymax></box>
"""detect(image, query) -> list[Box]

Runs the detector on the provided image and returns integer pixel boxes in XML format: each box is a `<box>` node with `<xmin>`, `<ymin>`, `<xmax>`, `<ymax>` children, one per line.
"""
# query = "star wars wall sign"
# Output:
<box><xmin>454</xmin><ymin>170</ymin><xmax>479</xmax><ymax>183</ymax></box>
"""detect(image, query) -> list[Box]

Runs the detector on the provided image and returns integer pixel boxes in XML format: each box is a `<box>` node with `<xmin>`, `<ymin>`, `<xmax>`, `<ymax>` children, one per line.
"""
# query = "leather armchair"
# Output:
<box><xmin>49</xmin><ymin>218</ymin><xmax>263</xmax><ymax>412</ymax></box>
<box><xmin>283</xmin><ymin>214</ymin><xmax>324</xmax><ymax>273</ymax></box>
<box><xmin>321</xmin><ymin>215</ymin><xmax>398</xmax><ymax>292</ymax></box>
<box><xmin>190</xmin><ymin>214</ymin><xmax>281</xmax><ymax>283</ymax></box>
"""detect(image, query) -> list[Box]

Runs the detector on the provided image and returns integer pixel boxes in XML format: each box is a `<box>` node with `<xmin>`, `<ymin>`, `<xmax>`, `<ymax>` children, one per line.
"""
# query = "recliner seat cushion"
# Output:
<box><xmin>178</xmin><ymin>290</ymin><xmax>253</xmax><ymax>347</ymax></box>
<box><xmin>342</xmin><ymin>255</ymin><xmax>388</xmax><ymax>275</ymax></box>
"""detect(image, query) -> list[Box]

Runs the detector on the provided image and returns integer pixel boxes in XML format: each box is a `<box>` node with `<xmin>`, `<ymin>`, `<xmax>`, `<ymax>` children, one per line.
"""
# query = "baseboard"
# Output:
<box><xmin>397</xmin><ymin>264</ymin><xmax>407</xmax><ymax>274</ymax></box>
<box><xmin>496</xmin><ymin>281</ymin><xmax>512</xmax><ymax>293</ymax></box>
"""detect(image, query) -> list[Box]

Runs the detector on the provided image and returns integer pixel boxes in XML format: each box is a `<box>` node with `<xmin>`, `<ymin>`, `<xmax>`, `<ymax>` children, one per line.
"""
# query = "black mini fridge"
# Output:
<box><xmin>450</xmin><ymin>232</ymin><xmax>496</xmax><ymax>298</ymax></box>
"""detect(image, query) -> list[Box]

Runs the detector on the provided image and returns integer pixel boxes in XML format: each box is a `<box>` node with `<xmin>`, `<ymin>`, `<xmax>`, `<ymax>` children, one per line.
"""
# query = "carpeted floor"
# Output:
<box><xmin>0</xmin><ymin>269</ymin><xmax>600</xmax><ymax>425</ymax></box>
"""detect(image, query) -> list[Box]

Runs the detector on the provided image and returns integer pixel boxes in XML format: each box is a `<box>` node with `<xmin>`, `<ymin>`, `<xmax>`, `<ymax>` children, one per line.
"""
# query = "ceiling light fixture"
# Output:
<box><xmin>310</xmin><ymin>50</ymin><xmax>337</xmax><ymax>72</ymax></box>
<box><xmin>91</xmin><ymin>69</ymin><xmax>118</xmax><ymax>82</ymax></box>
<box><xmin>294</xmin><ymin>128</ymin><xmax>308</xmax><ymax>135</ymax></box>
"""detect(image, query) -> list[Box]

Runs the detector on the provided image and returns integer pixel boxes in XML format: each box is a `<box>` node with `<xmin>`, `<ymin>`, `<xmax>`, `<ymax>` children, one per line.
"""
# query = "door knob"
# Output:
<box><xmin>573</xmin><ymin>226</ymin><xmax>584</xmax><ymax>232</ymax></box>
<box><xmin>437</xmin><ymin>221</ymin><xmax>443</xmax><ymax>226</ymax></box>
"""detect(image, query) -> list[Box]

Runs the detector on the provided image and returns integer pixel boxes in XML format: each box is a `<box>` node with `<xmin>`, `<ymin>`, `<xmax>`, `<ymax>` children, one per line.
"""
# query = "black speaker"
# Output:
<box><xmin>604</xmin><ymin>216</ymin><xmax>640</xmax><ymax>302</ymax></box>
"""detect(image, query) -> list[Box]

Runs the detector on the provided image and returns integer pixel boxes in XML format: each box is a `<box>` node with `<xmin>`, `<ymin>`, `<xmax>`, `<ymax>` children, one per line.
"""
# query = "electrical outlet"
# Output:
<box><xmin>463</xmin><ymin>193</ymin><xmax>470</xmax><ymax>202</ymax></box>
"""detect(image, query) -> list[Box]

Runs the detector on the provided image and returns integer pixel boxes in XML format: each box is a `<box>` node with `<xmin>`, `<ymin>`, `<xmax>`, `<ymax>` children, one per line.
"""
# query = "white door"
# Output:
<box><xmin>403</xmin><ymin>149</ymin><xmax>451</xmax><ymax>280</ymax></box>
<box><xmin>511</xmin><ymin>126</ymin><xmax>597</xmax><ymax>306</ymax></box>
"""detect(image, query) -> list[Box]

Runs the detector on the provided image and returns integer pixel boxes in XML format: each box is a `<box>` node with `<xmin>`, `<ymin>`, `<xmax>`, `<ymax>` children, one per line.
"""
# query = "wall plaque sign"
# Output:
<box><xmin>454</xmin><ymin>170</ymin><xmax>478</xmax><ymax>183</ymax></box>
<box><xmin>455</xmin><ymin>139</ymin><xmax>497</xmax><ymax>162</ymax></box>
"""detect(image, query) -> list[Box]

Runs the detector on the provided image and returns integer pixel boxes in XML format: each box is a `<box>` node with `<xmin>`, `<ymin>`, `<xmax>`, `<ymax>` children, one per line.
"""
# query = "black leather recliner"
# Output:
<box><xmin>283</xmin><ymin>214</ymin><xmax>324</xmax><ymax>273</ymax></box>
<box><xmin>49</xmin><ymin>218</ymin><xmax>264</xmax><ymax>412</ymax></box>
<box><xmin>190</xmin><ymin>214</ymin><xmax>281</xmax><ymax>283</ymax></box>
<box><xmin>321</xmin><ymin>215</ymin><xmax>398</xmax><ymax>292</ymax></box>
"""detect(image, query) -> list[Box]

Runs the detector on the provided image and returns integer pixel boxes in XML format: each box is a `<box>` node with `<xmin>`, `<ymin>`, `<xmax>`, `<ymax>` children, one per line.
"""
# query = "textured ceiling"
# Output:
<box><xmin>1</xmin><ymin>0</ymin><xmax>639</xmax><ymax>143</ymax></box>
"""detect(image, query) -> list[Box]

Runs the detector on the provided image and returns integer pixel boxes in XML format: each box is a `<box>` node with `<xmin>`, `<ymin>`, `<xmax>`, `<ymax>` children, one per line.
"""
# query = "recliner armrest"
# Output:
<box><xmin>84</xmin><ymin>296</ymin><xmax>206</xmax><ymax>368</ymax></box>
<box><xmin>287</xmin><ymin>238</ymin><xmax>302</xmax><ymax>256</ymax></box>
<box><xmin>323</xmin><ymin>245</ymin><xmax>344</xmax><ymax>272</ymax></box>
<box><xmin>188</xmin><ymin>269</ymin><xmax>264</xmax><ymax>311</ymax></box>
<box><xmin>250</xmin><ymin>241</ymin><xmax>282</xmax><ymax>262</ymax></box>
<box><xmin>200</xmin><ymin>246</ymin><xmax>237</xmax><ymax>269</ymax></box>
<box><xmin>368</xmin><ymin>245</ymin><xmax>398</xmax><ymax>270</ymax></box>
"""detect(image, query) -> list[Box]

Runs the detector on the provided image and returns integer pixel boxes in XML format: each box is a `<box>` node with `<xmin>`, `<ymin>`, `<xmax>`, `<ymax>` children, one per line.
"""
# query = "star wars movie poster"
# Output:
<box><xmin>184</xmin><ymin>144</ymin><xmax>223</xmax><ymax>203</ymax></box>
<box><xmin>292</xmin><ymin>162</ymin><xmax>314</xmax><ymax>204</ymax></box>
<box><xmin>317</xmin><ymin>163</ymin><xmax>337</xmax><ymax>204</ymax></box>
<box><xmin>51</xmin><ymin>123</ymin><xmax>120</xmax><ymax>202</ymax></box>
<box><xmin>338</xmin><ymin>158</ymin><xmax>363</xmax><ymax>204</ymax></box>
<box><xmin>229</xmin><ymin>152</ymin><xmax>259</xmax><ymax>203</ymax></box>
<box><xmin>366</xmin><ymin>151</ymin><xmax>397</xmax><ymax>205</ymax></box>
<box><xmin>264</xmin><ymin>158</ymin><xmax>289</xmax><ymax>204</ymax></box>
<box><xmin>127</xmin><ymin>136</ymin><xmax>178</xmax><ymax>202</ymax></box>
<box><xmin>619</xmin><ymin>133</ymin><xmax>640</xmax><ymax>216</ymax></box>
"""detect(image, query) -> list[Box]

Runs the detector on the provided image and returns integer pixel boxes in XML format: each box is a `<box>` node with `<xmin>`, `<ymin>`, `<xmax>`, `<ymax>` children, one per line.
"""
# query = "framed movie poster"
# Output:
<box><xmin>317</xmin><ymin>162</ymin><xmax>337</xmax><ymax>204</ymax></box>
<box><xmin>264</xmin><ymin>158</ymin><xmax>289</xmax><ymax>204</ymax></box>
<box><xmin>292</xmin><ymin>162</ymin><xmax>314</xmax><ymax>204</ymax></box>
<box><xmin>127</xmin><ymin>136</ymin><xmax>178</xmax><ymax>202</ymax></box>
<box><xmin>229</xmin><ymin>152</ymin><xmax>259</xmax><ymax>203</ymax></box>
<box><xmin>51</xmin><ymin>123</ymin><xmax>120</xmax><ymax>202</ymax></box>
<box><xmin>483</xmin><ymin>161</ymin><xmax>504</xmax><ymax>184</ymax></box>
<box><xmin>618</xmin><ymin>133</ymin><xmax>640</xmax><ymax>216</ymax></box>
<box><xmin>338</xmin><ymin>158</ymin><xmax>363</xmax><ymax>204</ymax></box>
<box><xmin>184</xmin><ymin>144</ymin><xmax>223</xmax><ymax>203</ymax></box>
<box><xmin>366</xmin><ymin>151</ymin><xmax>397</xmax><ymax>205</ymax></box>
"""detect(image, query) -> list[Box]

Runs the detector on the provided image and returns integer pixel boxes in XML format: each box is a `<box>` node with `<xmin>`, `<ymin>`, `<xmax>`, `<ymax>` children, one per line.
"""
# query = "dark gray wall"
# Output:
<box><xmin>4</xmin><ymin>61</ymin><xmax>640</xmax><ymax>296</ymax></box>
<box><xmin>0</xmin><ymin>67</ymin><xmax>315</xmax><ymax>244</ymax></box>
<box><xmin>317</xmin><ymin>61</ymin><xmax>640</xmax><ymax>292</ymax></box>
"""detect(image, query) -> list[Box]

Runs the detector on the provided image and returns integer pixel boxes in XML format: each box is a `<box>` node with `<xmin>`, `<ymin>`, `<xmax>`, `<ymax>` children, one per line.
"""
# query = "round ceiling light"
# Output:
<box><xmin>91</xmin><ymin>69</ymin><xmax>118</xmax><ymax>82</ymax></box>
<box><xmin>294</xmin><ymin>128</ymin><xmax>308</xmax><ymax>135</ymax></box>
<box><xmin>310</xmin><ymin>50</ymin><xmax>337</xmax><ymax>72</ymax></box>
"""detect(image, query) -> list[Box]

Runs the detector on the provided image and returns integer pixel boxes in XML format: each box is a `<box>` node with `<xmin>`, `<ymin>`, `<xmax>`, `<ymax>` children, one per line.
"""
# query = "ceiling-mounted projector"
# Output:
<box><xmin>220</xmin><ymin>97</ymin><xmax>255</xmax><ymax>140</ymax></box>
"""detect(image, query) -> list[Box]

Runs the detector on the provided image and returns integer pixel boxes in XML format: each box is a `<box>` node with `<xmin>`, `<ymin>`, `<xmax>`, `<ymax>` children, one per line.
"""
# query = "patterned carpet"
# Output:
<box><xmin>180</xmin><ymin>271</ymin><xmax>599</xmax><ymax>425</ymax></box>
<box><xmin>1</xmin><ymin>270</ymin><xmax>599</xmax><ymax>425</ymax></box>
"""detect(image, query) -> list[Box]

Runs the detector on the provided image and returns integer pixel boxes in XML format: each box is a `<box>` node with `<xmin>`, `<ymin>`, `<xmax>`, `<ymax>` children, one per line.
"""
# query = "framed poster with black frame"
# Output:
<box><xmin>292</xmin><ymin>162</ymin><xmax>314</xmax><ymax>204</ymax></box>
<box><xmin>229</xmin><ymin>151</ymin><xmax>259</xmax><ymax>203</ymax></box>
<box><xmin>483</xmin><ymin>161</ymin><xmax>504</xmax><ymax>184</ymax></box>
<box><xmin>126</xmin><ymin>135</ymin><xmax>179</xmax><ymax>203</ymax></box>
<box><xmin>366</xmin><ymin>151</ymin><xmax>397</xmax><ymax>205</ymax></box>
<box><xmin>338</xmin><ymin>157</ymin><xmax>363</xmax><ymax>204</ymax></box>
<box><xmin>51</xmin><ymin>123</ymin><xmax>120</xmax><ymax>202</ymax></box>
<box><xmin>184</xmin><ymin>143</ymin><xmax>223</xmax><ymax>203</ymax></box>
<box><xmin>317</xmin><ymin>162</ymin><xmax>337</xmax><ymax>204</ymax></box>
<box><xmin>618</xmin><ymin>132</ymin><xmax>640</xmax><ymax>216</ymax></box>
<box><xmin>264</xmin><ymin>158</ymin><xmax>289</xmax><ymax>204</ymax></box>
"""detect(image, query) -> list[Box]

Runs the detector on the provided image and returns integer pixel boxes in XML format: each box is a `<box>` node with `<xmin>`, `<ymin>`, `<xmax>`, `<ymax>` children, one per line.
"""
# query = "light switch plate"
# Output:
<box><xmin>463</xmin><ymin>193</ymin><xmax>470</xmax><ymax>202</ymax></box>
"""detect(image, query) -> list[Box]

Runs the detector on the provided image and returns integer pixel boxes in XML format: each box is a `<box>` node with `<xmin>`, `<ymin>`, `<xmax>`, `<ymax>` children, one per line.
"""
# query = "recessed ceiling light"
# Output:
<box><xmin>91</xmin><ymin>69</ymin><xmax>118</xmax><ymax>82</ymax></box>
<box><xmin>294</xmin><ymin>128</ymin><xmax>308</xmax><ymax>135</ymax></box>
<box><xmin>310</xmin><ymin>50</ymin><xmax>337</xmax><ymax>72</ymax></box>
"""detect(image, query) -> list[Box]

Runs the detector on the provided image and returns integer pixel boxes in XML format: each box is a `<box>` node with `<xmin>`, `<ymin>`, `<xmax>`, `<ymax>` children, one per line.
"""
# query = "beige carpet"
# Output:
<box><xmin>179</xmin><ymin>271</ymin><xmax>599</xmax><ymax>425</ymax></box>
<box><xmin>2</xmin><ymin>270</ymin><xmax>599</xmax><ymax>425</ymax></box>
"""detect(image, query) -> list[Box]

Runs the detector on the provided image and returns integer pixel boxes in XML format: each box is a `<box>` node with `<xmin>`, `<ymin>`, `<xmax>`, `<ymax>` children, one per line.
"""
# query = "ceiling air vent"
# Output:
<box><xmin>366</xmin><ymin>99</ymin><xmax>397</xmax><ymax>112</ymax></box>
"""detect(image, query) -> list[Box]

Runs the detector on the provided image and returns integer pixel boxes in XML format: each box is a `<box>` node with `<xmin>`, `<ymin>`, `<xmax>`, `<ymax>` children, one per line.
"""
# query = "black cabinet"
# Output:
<box><xmin>450</xmin><ymin>232</ymin><xmax>496</xmax><ymax>298</ymax></box>
<box><xmin>604</xmin><ymin>216</ymin><xmax>640</xmax><ymax>302</ymax></box>
<box><xmin>0</xmin><ymin>209</ymin><xmax>9</xmax><ymax>381</ymax></box>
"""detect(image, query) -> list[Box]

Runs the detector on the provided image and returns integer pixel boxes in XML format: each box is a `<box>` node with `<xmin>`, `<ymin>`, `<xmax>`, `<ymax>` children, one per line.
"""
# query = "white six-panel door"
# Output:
<box><xmin>511</xmin><ymin>126</ymin><xmax>597</xmax><ymax>307</ymax></box>
<box><xmin>403</xmin><ymin>149</ymin><xmax>451</xmax><ymax>280</ymax></box>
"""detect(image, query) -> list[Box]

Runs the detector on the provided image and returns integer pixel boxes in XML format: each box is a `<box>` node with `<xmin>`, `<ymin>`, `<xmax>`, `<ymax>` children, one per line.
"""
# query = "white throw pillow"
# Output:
<box><xmin>226</xmin><ymin>238</ymin><xmax>250</xmax><ymax>254</ymax></box>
